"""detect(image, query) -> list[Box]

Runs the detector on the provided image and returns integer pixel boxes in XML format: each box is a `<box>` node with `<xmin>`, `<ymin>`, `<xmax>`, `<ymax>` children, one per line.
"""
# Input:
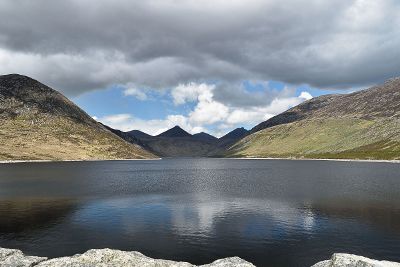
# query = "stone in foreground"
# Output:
<box><xmin>312</xmin><ymin>253</ymin><xmax>400</xmax><ymax>267</ymax></box>
<box><xmin>0</xmin><ymin>248</ymin><xmax>46</xmax><ymax>267</ymax></box>
<box><xmin>0</xmin><ymin>248</ymin><xmax>255</xmax><ymax>267</ymax></box>
<box><xmin>3</xmin><ymin>248</ymin><xmax>400</xmax><ymax>267</ymax></box>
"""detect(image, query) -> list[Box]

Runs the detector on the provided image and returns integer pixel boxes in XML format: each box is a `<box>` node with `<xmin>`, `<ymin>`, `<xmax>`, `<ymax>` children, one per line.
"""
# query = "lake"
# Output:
<box><xmin>0</xmin><ymin>158</ymin><xmax>400</xmax><ymax>267</ymax></box>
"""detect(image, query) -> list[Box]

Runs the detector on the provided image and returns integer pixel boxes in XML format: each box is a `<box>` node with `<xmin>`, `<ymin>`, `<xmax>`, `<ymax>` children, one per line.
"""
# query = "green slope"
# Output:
<box><xmin>228</xmin><ymin>78</ymin><xmax>400</xmax><ymax>160</ymax></box>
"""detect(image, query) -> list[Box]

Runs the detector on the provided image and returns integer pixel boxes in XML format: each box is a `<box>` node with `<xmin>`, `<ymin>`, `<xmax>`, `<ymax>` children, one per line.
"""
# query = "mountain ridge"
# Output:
<box><xmin>108</xmin><ymin>126</ymin><xmax>248</xmax><ymax>157</ymax></box>
<box><xmin>228</xmin><ymin>77</ymin><xmax>400</xmax><ymax>160</ymax></box>
<box><xmin>157</xmin><ymin>125</ymin><xmax>191</xmax><ymax>138</ymax></box>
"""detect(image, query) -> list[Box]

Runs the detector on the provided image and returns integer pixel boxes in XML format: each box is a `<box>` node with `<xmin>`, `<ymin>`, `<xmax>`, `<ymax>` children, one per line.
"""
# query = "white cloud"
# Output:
<box><xmin>96</xmin><ymin>113</ymin><xmax>201</xmax><ymax>135</ymax></box>
<box><xmin>182</xmin><ymin>82</ymin><xmax>313</xmax><ymax>128</ymax></box>
<box><xmin>123</xmin><ymin>87</ymin><xmax>147</xmax><ymax>100</ymax></box>
<box><xmin>97</xmin><ymin>83</ymin><xmax>313</xmax><ymax>136</ymax></box>
<box><xmin>225</xmin><ymin>91</ymin><xmax>313</xmax><ymax>125</ymax></box>
<box><xmin>191</xmin><ymin>126</ymin><xmax>207</xmax><ymax>134</ymax></box>
<box><xmin>187</xmin><ymin>85</ymin><xmax>230</xmax><ymax>125</ymax></box>
<box><xmin>171</xmin><ymin>82</ymin><xmax>211</xmax><ymax>105</ymax></box>
<box><xmin>299</xmin><ymin>91</ymin><xmax>313</xmax><ymax>100</ymax></box>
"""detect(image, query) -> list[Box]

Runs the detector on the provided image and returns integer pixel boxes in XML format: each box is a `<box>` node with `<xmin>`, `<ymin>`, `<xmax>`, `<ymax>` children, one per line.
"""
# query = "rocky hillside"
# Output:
<box><xmin>0</xmin><ymin>74</ymin><xmax>155</xmax><ymax>160</ymax></box>
<box><xmin>228</xmin><ymin>78</ymin><xmax>400</xmax><ymax>160</ymax></box>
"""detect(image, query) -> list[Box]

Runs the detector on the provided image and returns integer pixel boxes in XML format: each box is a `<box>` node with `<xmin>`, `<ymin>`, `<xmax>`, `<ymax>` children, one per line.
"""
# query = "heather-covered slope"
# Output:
<box><xmin>0</xmin><ymin>74</ymin><xmax>155</xmax><ymax>160</ymax></box>
<box><xmin>228</xmin><ymin>78</ymin><xmax>400</xmax><ymax>160</ymax></box>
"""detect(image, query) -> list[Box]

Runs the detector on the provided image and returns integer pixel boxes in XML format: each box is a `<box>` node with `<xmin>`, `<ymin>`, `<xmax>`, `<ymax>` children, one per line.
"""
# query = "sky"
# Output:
<box><xmin>0</xmin><ymin>0</ymin><xmax>399</xmax><ymax>136</ymax></box>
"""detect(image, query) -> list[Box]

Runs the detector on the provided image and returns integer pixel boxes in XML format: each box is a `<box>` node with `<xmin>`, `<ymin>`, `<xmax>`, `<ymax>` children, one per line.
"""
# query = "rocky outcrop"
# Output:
<box><xmin>0</xmin><ymin>248</ymin><xmax>255</xmax><ymax>267</ymax></box>
<box><xmin>312</xmin><ymin>253</ymin><xmax>400</xmax><ymax>267</ymax></box>
<box><xmin>0</xmin><ymin>248</ymin><xmax>46</xmax><ymax>266</ymax></box>
<box><xmin>2</xmin><ymin>248</ymin><xmax>400</xmax><ymax>267</ymax></box>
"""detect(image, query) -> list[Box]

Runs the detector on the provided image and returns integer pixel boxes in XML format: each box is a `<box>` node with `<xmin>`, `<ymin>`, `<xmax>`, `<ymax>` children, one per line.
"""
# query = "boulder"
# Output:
<box><xmin>0</xmin><ymin>248</ymin><xmax>255</xmax><ymax>267</ymax></box>
<box><xmin>0</xmin><ymin>248</ymin><xmax>47</xmax><ymax>267</ymax></box>
<box><xmin>311</xmin><ymin>253</ymin><xmax>400</xmax><ymax>267</ymax></box>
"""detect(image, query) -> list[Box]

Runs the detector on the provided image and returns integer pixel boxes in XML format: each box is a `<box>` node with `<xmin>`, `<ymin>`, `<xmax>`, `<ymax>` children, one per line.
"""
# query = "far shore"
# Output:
<box><xmin>230</xmin><ymin>157</ymin><xmax>400</xmax><ymax>164</ymax></box>
<box><xmin>0</xmin><ymin>157</ymin><xmax>399</xmax><ymax>164</ymax></box>
<box><xmin>0</xmin><ymin>158</ymin><xmax>162</xmax><ymax>164</ymax></box>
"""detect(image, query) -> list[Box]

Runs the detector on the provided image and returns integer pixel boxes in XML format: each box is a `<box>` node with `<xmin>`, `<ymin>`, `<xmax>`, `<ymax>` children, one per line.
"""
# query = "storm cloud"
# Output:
<box><xmin>0</xmin><ymin>0</ymin><xmax>399</xmax><ymax>96</ymax></box>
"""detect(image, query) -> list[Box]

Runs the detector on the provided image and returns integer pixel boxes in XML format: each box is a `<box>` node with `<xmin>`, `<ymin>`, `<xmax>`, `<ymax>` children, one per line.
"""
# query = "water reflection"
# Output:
<box><xmin>0</xmin><ymin>159</ymin><xmax>400</xmax><ymax>267</ymax></box>
<box><xmin>0</xmin><ymin>198</ymin><xmax>77</xmax><ymax>233</ymax></box>
<box><xmin>312</xmin><ymin>200</ymin><xmax>400</xmax><ymax>234</ymax></box>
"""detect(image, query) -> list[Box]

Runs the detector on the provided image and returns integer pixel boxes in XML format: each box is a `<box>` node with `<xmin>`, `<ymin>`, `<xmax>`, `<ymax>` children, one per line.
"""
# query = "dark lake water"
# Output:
<box><xmin>0</xmin><ymin>158</ymin><xmax>400</xmax><ymax>267</ymax></box>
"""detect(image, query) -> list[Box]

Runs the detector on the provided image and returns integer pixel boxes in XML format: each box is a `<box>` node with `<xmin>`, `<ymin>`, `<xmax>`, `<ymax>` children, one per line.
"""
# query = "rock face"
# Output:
<box><xmin>0</xmin><ymin>248</ymin><xmax>255</xmax><ymax>267</ymax></box>
<box><xmin>311</xmin><ymin>254</ymin><xmax>400</xmax><ymax>267</ymax></box>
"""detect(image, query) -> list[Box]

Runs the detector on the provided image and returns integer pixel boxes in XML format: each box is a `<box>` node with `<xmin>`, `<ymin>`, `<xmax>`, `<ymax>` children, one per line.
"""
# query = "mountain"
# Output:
<box><xmin>101</xmin><ymin>124</ymin><xmax>152</xmax><ymax>150</ymax></box>
<box><xmin>128</xmin><ymin>130</ymin><xmax>153</xmax><ymax>140</ymax></box>
<box><xmin>0</xmin><ymin>74</ymin><xmax>155</xmax><ymax>160</ymax></box>
<box><xmin>218</xmin><ymin>127</ymin><xmax>249</xmax><ymax>148</ymax></box>
<box><xmin>128</xmin><ymin>126</ymin><xmax>217</xmax><ymax>157</ymax></box>
<box><xmin>108</xmin><ymin>126</ymin><xmax>247</xmax><ymax>157</ymax></box>
<box><xmin>227</xmin><ymin>78</ymin><xmax>400</xmax><ymax>160</ymax></box>
<box><xmin>193</xmin><ymin>132</ymin><xmax>218</xmax><ymax>143</ymax></box>
<box><xmin>157</xmin><ymin>125</ymin><xmax>192</xmax><ymax>138</ymax></box>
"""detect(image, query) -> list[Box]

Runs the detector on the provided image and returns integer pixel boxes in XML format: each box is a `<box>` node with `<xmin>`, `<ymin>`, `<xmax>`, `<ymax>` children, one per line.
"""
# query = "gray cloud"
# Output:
<box><xmin>213</xmin><ymin>82</ymin><xmax>296</xmax><ymax>108</ymax></box>
<box><xmin>0</xmin><ymin>0</ymin><xmax>399</xmax><ymax>96</ymax></box>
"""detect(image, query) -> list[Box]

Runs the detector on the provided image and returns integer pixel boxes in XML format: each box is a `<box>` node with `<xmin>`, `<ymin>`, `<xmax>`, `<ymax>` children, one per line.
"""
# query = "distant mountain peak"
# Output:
<box><xmin>157</xmin><ymin>125</ymin><xmax>192</xmax><ymax>138</ymax></box>
<box><xmin>193</xmin><ymin>132</ymin><xmax>218</xmax><ymax>142</ymax></box>
<box><xmin>127</xmin><ymin>130</ymin><xmax>153</xmax><ymax>139</ymax></box>
<box><xmin>0</xmin><ymin>74</ymin><xmax>52</xmax><ymax>95</ymax></box>
<box><xmin>220</xmin><ymin>127</ymin><xmax>249</xmax><ymax>140</ymax></box>
<box><xmin>0</xmin><ymin>73</ymin><xmax>94</xmax><ymax>125</ymax></box>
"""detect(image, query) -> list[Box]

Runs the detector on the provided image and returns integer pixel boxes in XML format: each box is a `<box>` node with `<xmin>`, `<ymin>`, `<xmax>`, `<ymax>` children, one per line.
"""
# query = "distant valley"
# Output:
<box><xmin>106</xmin><ymin>125</ymin><xmax>249</xmax><ymax>157</ymax></box>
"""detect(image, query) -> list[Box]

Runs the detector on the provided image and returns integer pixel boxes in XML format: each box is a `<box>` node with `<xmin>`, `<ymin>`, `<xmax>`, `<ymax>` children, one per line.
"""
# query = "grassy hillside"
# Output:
<box><xmin>228</xmin><ymin>78</ymin><xmax>400</xmax><ymax>160</ymax></box>
<box><xmin>0</xmin><ymin>74</ymin><xmax>155</xmax><ymax>160</ymax></box>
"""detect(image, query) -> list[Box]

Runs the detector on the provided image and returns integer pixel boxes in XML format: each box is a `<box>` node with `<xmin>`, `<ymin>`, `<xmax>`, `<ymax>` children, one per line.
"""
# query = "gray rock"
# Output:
<box><xmin>3</xmin><ymin>248</ymin><xmax>400</xmax><ymax>267</ymax></box>
<box><xmin>0</xmin><ymin>248</ymin><xmax>255</xmax><ymax>267</ymax></box>
<box><xmin>311</xmin><ymin>253</ymin><xmax>400</xmax><ymax>267</ymax></box>
<box><xmin>0</xmin><ymin>248</ymin><xmax>47</xmax><ymax>267</ymax></box>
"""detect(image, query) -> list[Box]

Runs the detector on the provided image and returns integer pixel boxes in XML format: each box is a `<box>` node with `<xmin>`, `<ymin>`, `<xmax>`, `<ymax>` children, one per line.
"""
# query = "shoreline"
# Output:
<box><xmin>0</xmin><ymin>156</ymin><xmax>399</xmax><ymax>164</ymax></box>
<box><xmin>229</xmin><ymin>157</ymin><xmax>400</xmax><ymax>164</ymax></box>
<box><xmin>0</xmin><ymin>158</ymin><xmax>162</xmax><ymax>164</ymax></box>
